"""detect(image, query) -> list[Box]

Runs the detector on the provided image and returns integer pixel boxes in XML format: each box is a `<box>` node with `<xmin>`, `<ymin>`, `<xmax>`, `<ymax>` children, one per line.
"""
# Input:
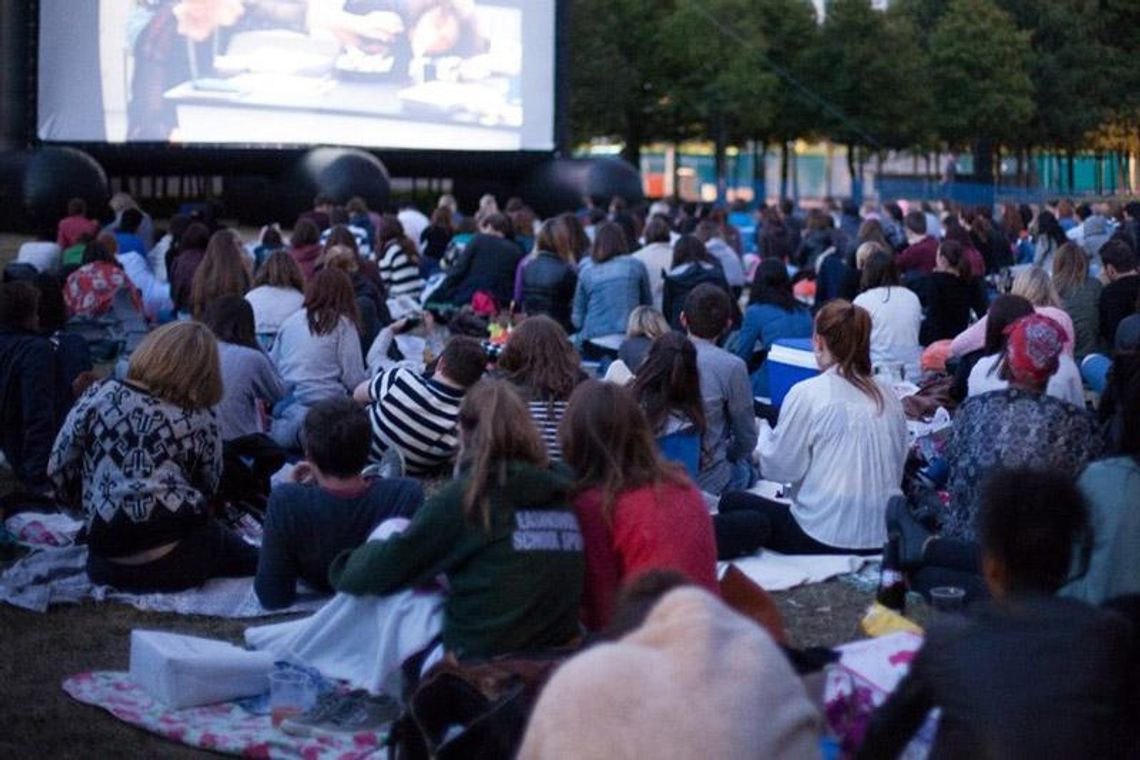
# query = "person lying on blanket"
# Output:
<box><xmin>254</xmin><ymin>397</ymin><xmax>423</xmax><ymax>610</ymax></box>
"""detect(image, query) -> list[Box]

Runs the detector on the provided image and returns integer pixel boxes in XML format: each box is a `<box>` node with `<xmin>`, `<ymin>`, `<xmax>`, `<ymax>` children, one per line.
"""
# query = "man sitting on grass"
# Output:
<box><xmin>255</xmin><ymin>398</ymin><xmax>423</xmax><ymax>610</ymax></box>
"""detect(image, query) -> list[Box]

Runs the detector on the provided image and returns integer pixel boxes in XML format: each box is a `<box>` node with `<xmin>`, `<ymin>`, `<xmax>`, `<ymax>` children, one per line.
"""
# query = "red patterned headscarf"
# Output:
<box><xmin>1003</xmin><ymin>314</ymin><xmax>1066</xmax><ymax>387</ymax></box>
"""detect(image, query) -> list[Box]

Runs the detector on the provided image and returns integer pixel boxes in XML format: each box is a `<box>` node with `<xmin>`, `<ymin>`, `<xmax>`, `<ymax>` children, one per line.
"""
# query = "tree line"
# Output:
<box><xmin>568</xmin><ymin>0</ymin><xmax>1140</xmax><ymax>194</ymax></box>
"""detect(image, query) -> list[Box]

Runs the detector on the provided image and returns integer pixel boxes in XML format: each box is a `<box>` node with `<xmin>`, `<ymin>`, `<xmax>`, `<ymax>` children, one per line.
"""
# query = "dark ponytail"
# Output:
<box><xmin>631</xmin><ymin>332</ymin><xmax>706</xmax><ymax>435</ymax></box>
<box><xmin>938</xmin><ymin>239</ymin><xmax>969</xmax><ymax>280</ymax></box>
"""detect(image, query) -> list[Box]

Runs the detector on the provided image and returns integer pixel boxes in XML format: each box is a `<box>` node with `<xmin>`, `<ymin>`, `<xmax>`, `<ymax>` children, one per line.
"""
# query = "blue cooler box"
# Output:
<box><xmin>767</xmin><ymin>337</ymin><xmax>820</xmax><ymax>407</ymax></box>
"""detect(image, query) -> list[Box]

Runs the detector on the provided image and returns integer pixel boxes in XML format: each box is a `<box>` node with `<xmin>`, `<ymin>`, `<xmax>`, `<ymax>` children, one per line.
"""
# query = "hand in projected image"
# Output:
<box><xmin>409</xmin><ymin>6</ymin><xmax>461</xmax><ymax>58</ymax></box>
<box><xmin>327</xmin><ymin>10</ymin><xmax>405</xmax><ymax>51</ymax></box>
<box><xmin>172</xmin><ymin>0</ymin><xmax>245</xmax><ymax>42</ymax></box>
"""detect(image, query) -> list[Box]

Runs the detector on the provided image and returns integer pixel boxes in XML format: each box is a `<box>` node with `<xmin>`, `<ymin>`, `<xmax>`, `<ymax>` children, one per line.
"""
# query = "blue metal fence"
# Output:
<box><xmin>876</xmin><ymin>177</ymin><xmax>1106</xmax><ymax>207</ymax></box>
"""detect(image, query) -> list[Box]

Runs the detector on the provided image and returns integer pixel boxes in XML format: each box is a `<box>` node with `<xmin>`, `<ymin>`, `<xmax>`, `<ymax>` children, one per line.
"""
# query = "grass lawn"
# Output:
<box><xmin>0</xmin><ymin>569</ymin><xmax>869</xmax><ymax>758</ymax></box>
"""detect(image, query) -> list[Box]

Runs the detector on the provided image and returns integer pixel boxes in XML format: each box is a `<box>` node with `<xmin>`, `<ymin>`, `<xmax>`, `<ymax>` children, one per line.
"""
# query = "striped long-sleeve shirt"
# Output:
<box><xmin>376</xmin><ymin>242</ymin><xmax>425</xmax><ymax>300</ymax></box>
<box><xmin>366</xmin><ymin>366</ymin><xmax>465</xmax><ymax>476</ymax></box>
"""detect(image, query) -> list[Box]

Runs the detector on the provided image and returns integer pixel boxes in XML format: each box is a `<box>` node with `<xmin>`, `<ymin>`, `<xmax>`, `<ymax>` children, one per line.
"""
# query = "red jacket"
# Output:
<box><xmin>57</xmin><ymin>215</ymin><xmax>99</xmax><ymax>248</ymax></box>
<box><xmin>573</xmin><ymin>479</ymin><xmax>719</xmax><ymax>631</ymax></box>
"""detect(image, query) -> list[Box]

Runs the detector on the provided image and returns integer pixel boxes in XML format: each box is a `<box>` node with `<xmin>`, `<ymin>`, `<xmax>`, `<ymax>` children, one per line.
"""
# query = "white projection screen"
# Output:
<box><xmin>37</xmin><ymin>0</ymin><xmax>556</xmax><ymax>151</ymax></box>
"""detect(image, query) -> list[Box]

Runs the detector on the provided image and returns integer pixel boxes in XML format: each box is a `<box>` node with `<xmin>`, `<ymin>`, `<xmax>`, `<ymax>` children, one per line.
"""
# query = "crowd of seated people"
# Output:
<box><xmin>4</xmin><ymin>189</ymin><xmax>1140</xmax><ymax>757</ymax></box>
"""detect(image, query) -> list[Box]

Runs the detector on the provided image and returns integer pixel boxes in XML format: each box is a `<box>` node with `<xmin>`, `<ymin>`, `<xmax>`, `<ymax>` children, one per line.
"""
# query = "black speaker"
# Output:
<box><xmin>517</xmin><ymin>158</ymin><xmax>644</xmax><ymax>219</ymax></box>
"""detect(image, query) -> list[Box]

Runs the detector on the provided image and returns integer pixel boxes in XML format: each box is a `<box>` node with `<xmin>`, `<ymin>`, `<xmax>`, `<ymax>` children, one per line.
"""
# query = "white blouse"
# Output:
<box><xmin>967</xmin><ymin>353</ymin><xmax>1085</xmax><ymax>408</ymax></box>
<box><xmin>756</xmin><ymin>368</ymin><xmax>909</xmax><ymax>550</ymax></box>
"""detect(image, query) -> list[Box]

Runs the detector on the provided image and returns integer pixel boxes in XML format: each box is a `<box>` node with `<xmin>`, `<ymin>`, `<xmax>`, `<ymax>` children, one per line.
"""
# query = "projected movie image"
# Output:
<box><xmin>38</xmin><ymin>0</ymin><xmax>555</xmax><ymax>151</ymax></box>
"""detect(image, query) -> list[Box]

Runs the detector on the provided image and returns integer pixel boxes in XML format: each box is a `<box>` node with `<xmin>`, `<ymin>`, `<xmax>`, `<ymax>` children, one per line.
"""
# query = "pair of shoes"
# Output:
<box><xmin>281</xmin><ymin>690</ymin><xmax>402</xmax><ymax>738</ymax></box>
<box><xmin>886</xmin><ymin>495</ymin><xmax>931</xmax><ymax>570</ymax></box>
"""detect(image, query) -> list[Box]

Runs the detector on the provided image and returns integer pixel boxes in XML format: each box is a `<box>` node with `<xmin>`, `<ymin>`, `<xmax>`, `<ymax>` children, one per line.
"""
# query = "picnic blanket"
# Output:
<box><xmin>0</xmin><ymin>510</ymin><xmax>324</xmax><ymax>617</ymax></box>
<box><xmin>720</xmin><ymin>551</ymin><xmax>878</xmax><ymax>593</ymax></box>
<box><xmin>824</xmin><ymin>632</ymin><xmax>936</xmax><ymax>758</ymax></box>
<box><xmin>63</xmin><ymin>671</ymin><xmax>384</xmax><ymax>759</ymax></box>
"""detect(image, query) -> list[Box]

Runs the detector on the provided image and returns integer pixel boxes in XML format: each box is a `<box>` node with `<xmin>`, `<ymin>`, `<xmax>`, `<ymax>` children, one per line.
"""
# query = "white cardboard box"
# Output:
<box><xmin>129</xmin><ymin>630</ymin><xmax>274</xmax><ymax>709</ymax></box>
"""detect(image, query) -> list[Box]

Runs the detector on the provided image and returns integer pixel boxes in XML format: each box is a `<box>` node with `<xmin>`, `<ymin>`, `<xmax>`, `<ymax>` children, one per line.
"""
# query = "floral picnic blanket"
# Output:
<box><xmin>63</xmin><ymin>671</ymin><xmax>385</xmax><ymax>759</ymax></box>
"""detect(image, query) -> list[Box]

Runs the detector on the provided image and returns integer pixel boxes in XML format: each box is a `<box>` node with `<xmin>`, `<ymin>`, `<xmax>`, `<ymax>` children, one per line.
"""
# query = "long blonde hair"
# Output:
<box><xmin>625</xmin><ymin>305</ymin><xmax>670</xmax><ymax>340</ymax></box>
<box><xmin>1051</xmin><ymin>243</ymin><xmax>1089</xmax><ymax>298</ymax></box>
<box><xmin>1012</xmin><ymin>266</ymin><xmax>1061</xmax><ymax>308</ymax></box>
<box><xmin>457</xmin><ymin>380</ymin><xmax>549</xmax><ymax>530</ymax></box>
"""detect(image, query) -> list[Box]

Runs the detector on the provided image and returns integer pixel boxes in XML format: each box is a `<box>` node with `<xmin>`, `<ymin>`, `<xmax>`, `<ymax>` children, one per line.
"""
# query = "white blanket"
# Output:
<box><xmin>720</xmin><ymin>550</ymin><xmax>878</xmax><ymax>592</ymax></box>
<box><xmin>245</xmin><ymin>588</ymin><xmax>443</xmax><ymax>697</ymax></box>
<box><xmin>244</xmin><ymin>517</ymin><xmax>443</xmax><ymax>696</ymax></box>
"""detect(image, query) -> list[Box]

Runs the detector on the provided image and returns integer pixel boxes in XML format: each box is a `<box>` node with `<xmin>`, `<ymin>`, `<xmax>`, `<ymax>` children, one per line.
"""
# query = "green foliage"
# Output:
<box><xmin>565</xmin><ymin>0</ymin><xmax>1135</xmax><ymax>159</ymax></box>
<box><xmin>566</xmin><ymin>0</ymin><xmax>672</xmax><ymax>146</ymax></box>
<box><xmin>813</xmin><ymin>0</ymin><xmax>931</xmax><ymax>150</ymax></box>
<box><xmin>997</xmin><ymin>0</ymin><xmax>1116</xmax><ymax>149</ymax></box>
<box><xmin>927</xmin><ymin>0</ymin><xmax>1034</xmax><ymax>149</ymax></box>
<box><xmin>751</xmin><ymin>0</ymin><xmax>822</xmax><ymax>143</ymax></box>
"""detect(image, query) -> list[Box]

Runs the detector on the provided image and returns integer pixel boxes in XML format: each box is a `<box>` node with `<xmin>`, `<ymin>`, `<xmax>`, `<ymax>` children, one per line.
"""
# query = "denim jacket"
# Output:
<box><xmin>571</xmin><ymin>256</ymin><xmax>651</xmax><ymax>342</ymax></box>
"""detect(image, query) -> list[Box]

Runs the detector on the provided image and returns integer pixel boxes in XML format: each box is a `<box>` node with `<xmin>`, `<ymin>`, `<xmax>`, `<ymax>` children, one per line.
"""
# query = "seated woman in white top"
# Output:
<box><xmin>269</xmin><ymin>268</ymin><xmax>367</xmax><ymax>449</ymax></box>
<box><xmin>966</xmin><ymin>295</ymin><xmax>1084</xmax><ymax>407</ymax></box>
<box><xmin>717</xmin><ymin>300</ymin><xmax>908</xmax><ymax>554</ymax></box>
<box><xmin>853</xmin><ymin>248</ymin><xmax>923</xmax><ymax>381</ymax></box>
<box><xmin>245</xmin><ymin>250</ymin><xmax>306</xmax><ymax>349</ymax></box>
<box><xmin>949</xmin><ymin>266</ymin><xmax>1075</xmax><ymax>359</ymax></box>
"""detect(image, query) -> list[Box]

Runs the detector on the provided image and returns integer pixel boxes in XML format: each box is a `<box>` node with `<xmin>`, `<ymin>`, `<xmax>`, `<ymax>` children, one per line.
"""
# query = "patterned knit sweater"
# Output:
<box><xmin>48</xmin><ymin>379</ymin><xmax>222</xmax><ymax>558</ymax></box>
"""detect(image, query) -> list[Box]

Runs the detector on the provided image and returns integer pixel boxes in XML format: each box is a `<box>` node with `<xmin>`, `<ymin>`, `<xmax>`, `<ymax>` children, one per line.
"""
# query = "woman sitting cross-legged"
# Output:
<box><xmin>244</xmin><ymin>250</ymin><xmax>306</xmax><ymax>348</ymax></box>
<box><xmin>559</xmin><ymin>380</ymin><xmax>719</xmax><ymax>631</ymax></box>
<box><xmin>571</xmin><ymin>221</ymin><xmax>652</xmax><ymax>359</ymax></box>
<box><xmin>660</xmin><ymin>235</ymin><xmax>730</xmax><ymax>330</ymax></box>
<box><xmin>329</xmin><ymin>379</ymin><xmax>585</xmax><ymax>661</ymax></box>
<box><xmin>920</xmin><ymin>239</ymin><xmax>990</xmax><ymax>346</ymax></box>
<box><xmin>48</xmin><ymin>322</ymin><xmax>259</xmax><ymax>592</ymax></box>
<box><xmin>201</xmin><ymin>296</ymin><xmax>286</xmax><ymax>444</ymax></box>
<box><xmin>717</xmin><ymin>300</ymin><xmax>909</xmax><ymax>558</ymax></box>
<box><xmin>852</xmin><ymin>250</ymin><xmax>923</xmax><ymax>381</ymax></box>
<box><xmin>965</xmin><ymin>296</ymin><xmax>1084</xmax><ymax>408</ymax></box>
<box><xmin>518</xmin><ymin>216</ymin><xmax>579</xmax><ymax>334</ymax></box>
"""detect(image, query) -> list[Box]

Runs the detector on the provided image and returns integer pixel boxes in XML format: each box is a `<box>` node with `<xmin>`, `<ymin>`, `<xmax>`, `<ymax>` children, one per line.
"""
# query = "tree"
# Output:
<box><xmin>655</xmin><ymin>0</ymin><xmax>779</xmax><ymax>201</ymax></box>
<box><xmin>996</xmin><ymin>0</ymin><xmax>1117</xmax><ymax>188</ymax></box>
<box><xmin>927</xmin><ymin>0</ymin><xmax>1034</xmax><ymax>182</ymax></box>
<box><xmin>812</xmin><ymin>0</ymin><xmax>931</xmax><ymax>199</ymax></box>
<box><xmin>891</xmin><ymin>0</ymin><xmax>948</xmax><ymax>48</ymax></box>
<box><xmin>749</xmin><ymin>0</ymin><xmax>821</xmax><ymax>199</ymax></box>
<box><xmin>567</xmin><ymin>0</ymin><xmax>673</xmax><ymax>165</ymax></box>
